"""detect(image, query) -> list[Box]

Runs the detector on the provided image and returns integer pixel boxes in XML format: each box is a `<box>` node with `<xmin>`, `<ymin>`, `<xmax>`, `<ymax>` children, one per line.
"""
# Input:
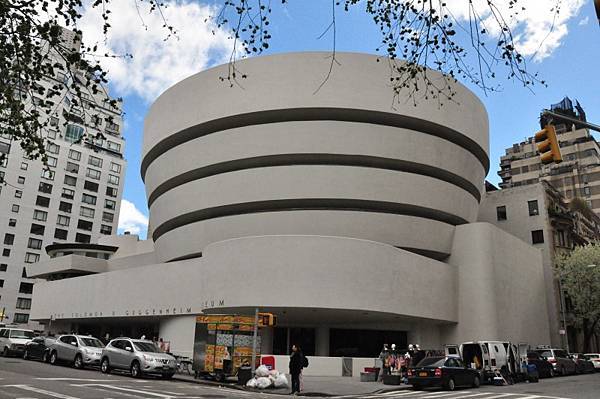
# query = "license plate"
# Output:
<box><xmin>163</xmin><ymin>366</ymin><xmax>169</xmax><ymax>370</ymax></box>
<box><xmin>419</xmin><ymin>372</ymin><xmax>428</xmax><ymax>377</ymax></box>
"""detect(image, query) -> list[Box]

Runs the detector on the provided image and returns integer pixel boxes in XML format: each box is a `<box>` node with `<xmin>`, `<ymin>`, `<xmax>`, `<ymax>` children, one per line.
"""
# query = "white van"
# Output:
<box><xmin>445</xmin><ymin>341</ymin><xmax>526</xmax><ymax>382</ymax></box>
<box><xmin>0</xmin><ymin>327</ymin><xmax>35</xmax><ymax>357</ymax></box>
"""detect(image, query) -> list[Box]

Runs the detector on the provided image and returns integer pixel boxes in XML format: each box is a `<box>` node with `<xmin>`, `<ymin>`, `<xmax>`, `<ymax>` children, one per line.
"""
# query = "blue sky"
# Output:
<box><xmin>91</xmin><ymin>1</ymin><xmax>600</xmax><ymax>239</ymax></box>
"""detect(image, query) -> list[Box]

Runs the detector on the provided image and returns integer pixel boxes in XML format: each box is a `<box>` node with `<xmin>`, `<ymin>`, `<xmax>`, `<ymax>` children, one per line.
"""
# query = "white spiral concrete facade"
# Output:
<box><xmin>142</xmin><ymin>52</ymin><xmax>489</xmax><ymax>262</ymax></box>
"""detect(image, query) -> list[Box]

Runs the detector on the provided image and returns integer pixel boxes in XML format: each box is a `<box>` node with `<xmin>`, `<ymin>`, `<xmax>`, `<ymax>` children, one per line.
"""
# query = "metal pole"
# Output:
<box><xmin>251</xmin><ymin>307</ymin><xmax>259</xmax><ymax>374</ymax></box>
<box><xmin>558</xmin><ymin>278</ymin><xmax>570</xmax><ymax>353</ymax></box>
<box><xmin>542</xmin><ymin>109</ymin><xmax>600</xmax><ymax>133</ymax></box>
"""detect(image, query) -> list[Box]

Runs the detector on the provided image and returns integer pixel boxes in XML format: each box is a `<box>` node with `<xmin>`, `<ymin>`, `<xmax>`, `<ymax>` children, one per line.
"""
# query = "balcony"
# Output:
<box><xmin>26</xmin><ymin>254</ymin><xmax>108</xmax><ymax>281</ymax></box>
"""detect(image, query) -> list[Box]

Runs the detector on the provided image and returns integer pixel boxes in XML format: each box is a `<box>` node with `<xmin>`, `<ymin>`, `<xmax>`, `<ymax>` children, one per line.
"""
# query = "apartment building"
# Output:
<box><xmin>498</xmin><ymin>97</ymin><xmax>600</xmax><ymax>217</ymax></box>
<box><xmin>0</xmin><ymin>28</ymin><xmax>126</xmax><ymax>328</ymax></box>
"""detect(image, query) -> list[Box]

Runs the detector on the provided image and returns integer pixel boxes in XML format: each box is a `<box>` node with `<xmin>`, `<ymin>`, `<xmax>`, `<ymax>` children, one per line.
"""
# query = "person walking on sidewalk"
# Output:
<box><xmin>289</xmin><ymin>344</ymin><xmax>304</xmax><ymax>395</ymax></box>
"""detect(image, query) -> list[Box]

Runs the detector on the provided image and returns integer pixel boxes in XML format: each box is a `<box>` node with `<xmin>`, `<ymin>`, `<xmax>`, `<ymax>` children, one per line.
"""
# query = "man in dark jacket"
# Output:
<box><xmin>289</xmin><ymin>345</ymin><xmax>304</xmax><ymax>394</ymax></box>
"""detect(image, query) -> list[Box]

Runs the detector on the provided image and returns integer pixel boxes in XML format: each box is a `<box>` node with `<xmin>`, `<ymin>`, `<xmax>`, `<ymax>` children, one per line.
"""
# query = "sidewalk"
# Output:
<box><xmin>173</xmin><ymin>373</ymin><xmax>410</xmax><ymax>396</ymax></box>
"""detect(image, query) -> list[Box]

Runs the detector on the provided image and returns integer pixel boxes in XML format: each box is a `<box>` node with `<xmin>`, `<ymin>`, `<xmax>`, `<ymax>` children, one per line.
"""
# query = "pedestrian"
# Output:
<box><xmin>379</xmin><ymin>344</ymin><xmax>390</xmax><ymax>380</ymax></box>
<box><xmin>289</xmin><ymin>344</ymin><xmax>304</xmax><ymax>395</ymax></box>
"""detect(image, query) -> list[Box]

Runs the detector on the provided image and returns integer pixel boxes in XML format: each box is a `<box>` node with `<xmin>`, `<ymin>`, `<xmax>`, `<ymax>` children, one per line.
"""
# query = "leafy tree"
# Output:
<box><xmin>555</xmin><ymin>243</ymin><xmax>600</xmax><ymax>353</ymax></box>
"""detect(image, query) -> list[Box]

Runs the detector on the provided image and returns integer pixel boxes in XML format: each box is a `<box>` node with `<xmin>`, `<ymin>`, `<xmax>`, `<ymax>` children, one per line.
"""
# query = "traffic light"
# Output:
<box><xmin>535</xmin><ymin>124</ymin><xmax>562</xmax><ymax>164</ymax></box>
<box><xmin>258</xmin><ymin>312</ymin><xmax>277</xmax><ymax>327</ymax></box>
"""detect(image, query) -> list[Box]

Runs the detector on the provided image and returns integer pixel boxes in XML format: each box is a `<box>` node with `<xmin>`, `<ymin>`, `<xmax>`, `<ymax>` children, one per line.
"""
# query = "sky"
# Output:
<box><xmin>75</xmin><ymin>1</ymin><xmax>600</xmax><ymax>239</ymax></box>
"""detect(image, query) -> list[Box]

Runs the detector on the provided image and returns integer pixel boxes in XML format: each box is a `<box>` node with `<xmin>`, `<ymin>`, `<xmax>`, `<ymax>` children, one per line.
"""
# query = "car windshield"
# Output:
<box><xmin>9</xmin><ymin>330</ymin><xmax>34</xmax><ymax>339</ymax></box>
<box><xmin>535</xmin><ymin>350</ymin><xmax>552</xmax><ymax>358</ymax></box>
<box><xmin>81</xmin><ymin>338</ymin><xmax>104</xmax><ymax>348</ymax></box>
<box><xmin>416</xmin><ymin>357</ymin><xmax>445</xmax><ymax>367</ymax></box>
<box><xmin>133</xmin><ymin>341</ymin><xmax>160</xmax><ymax>353</ymax></box>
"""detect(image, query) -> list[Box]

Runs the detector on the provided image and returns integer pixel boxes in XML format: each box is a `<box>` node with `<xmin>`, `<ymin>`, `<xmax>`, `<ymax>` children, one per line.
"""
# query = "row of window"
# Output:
<box><xmin>496</xmin><ymin>200</ymin><xmax>540</xmax><ymax>221</ymax></box>
<box><xmin>0</xmin><ymin>280</ymin><xmax>33</xmax><ymax>294</ymax></box>
<box><xmin>46</xmin><ymin>134</ymin><xmax>122</xmax><ymax>154</ymax></box>
<box><xmin>38</xmin><ymin>180</ymin><xmax>118</xmax><ymax>202</ymax></box>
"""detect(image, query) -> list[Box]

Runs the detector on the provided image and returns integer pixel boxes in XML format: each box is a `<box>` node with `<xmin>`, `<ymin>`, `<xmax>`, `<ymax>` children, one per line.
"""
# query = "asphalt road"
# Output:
<box><xmin>1</xmin><ymin>356</ymin><xmax>599</xmax><ymax>399</ymax></box>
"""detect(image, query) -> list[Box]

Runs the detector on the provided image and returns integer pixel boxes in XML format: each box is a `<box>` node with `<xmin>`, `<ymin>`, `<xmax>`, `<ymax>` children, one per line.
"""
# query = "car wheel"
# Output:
<box><xmin>472</xmin><ymin>375</ymin><xmax>481</xmax><ymax>388</ymax></box>
<box><xmin>74</xmin><ymin>354</ymin><xmax>84</xmax><ymax>369</ymax></box>
<box><xmin>130</xmin><ymin>361</ymin><xmax>142</xmax><ymax>378</ymax></box>
<box><xmin>2</xmin><ymin>347</ymin><xmax>9</xmax><ymax>357</ymax></box>
<box><xmin>445</xmin><ymin>378</ymin><xmax>456</xmax><ymax>391</ymax></box>
<box><xmin>101</xmin><ymin>358</ymin><xmax>110</xmax><ymax>374</ymax></box>
<box><xmin>49</xmin><ymin>351</ymin><xmax>58</xmax><ymax>365</ymax></box>
<box><xmin>23</xmin><ymin>350</ymin><xmax>29</xmax><ymax>360</ymax></box>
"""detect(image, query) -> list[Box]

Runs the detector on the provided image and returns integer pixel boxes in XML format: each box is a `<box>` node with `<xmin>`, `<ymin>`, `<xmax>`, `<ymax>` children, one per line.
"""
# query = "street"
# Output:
<box><xmin>1</xmin><ymin>357</ymin><xmax>599</xmax><ymax>399</ymax></box>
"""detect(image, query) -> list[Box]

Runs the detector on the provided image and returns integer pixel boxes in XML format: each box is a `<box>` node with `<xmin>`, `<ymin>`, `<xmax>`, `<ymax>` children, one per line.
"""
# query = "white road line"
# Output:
<box><xmin>70</xmin><ymin>384</ymin><xmax>185</xmax><ymax>398</ymax></box>
<box><xmin>446</xmin><ymin>393</ymin><xmax>496</xmax><ymax>399</ymax></box>
<box><xmin>477</xmin><ymin>395</ymin><xmax>521</xmax><ymax>399</ymax></box>
<box><xmin>3</xmin><ymin>384</ymin><xmax>81</xmax><ymax>399</ymax></box>
<box><xmin>419</xmin><ymin>393</ymin><xmax>473</xmax><ymax>398</ymax></box>
<box><xmin>36</xmin><ymin>377</ymin><xmax>124</xmax><ymax>382</ymax></box>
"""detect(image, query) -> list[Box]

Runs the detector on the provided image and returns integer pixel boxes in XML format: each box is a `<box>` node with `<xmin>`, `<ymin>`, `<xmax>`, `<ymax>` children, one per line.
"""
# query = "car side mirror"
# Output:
<box><xmin>125</xmin><ymin>346</ymin><xmax>133</xmax><ymax>352</ymax></box>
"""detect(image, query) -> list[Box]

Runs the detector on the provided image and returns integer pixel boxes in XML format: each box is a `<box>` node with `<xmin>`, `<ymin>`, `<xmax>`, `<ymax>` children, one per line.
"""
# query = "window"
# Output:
<box><xmin>0</xmin><ymin>171</ymin><xmax>4</xmax><ymax>182</ymax></box>
<box><xmin>14</xmin><ymin>190</ymin><xmax>22</xmax><ymax>198</ymax></box>
<box><xmin>532</xmin><ymin>230</ymin><xmax>545</xmax><ymax>244</ymax></box>
<box><xmin>528</xmin><ymin>200</ymin><xmax>539</xmax><ymax>216</ymax></box>
<box><xmin>100</xmin><ymin>224</ymin><xmax>113</xmax><ymax>235</ymax></box>
<box><xmin>583</xmin><ymin>174</ymin><xmax>589</xmax><ymax>184</ymax></box>
<box><xmin>77</xmin><ymin>219</ymin><xmax>93</xmax><ymax>231</ymax></box>
<box><xmin>13</xmin><ymin>314</ymin><xmax>29</xmax><ymax>323</ymax></box>
<box><xmin>36</xmin><ymin>196</ymin><xmax>50</xmax><ymax>207</ymax></box>
<box><xmin>64</xmin><ymin>175</ymin><xmax>77</xmax><ymax>186</ymax></box>
<box><xmin>41</xmin><ymin>169</ymin><xmax>55</xmax><ymax>180</ymax></box>
<box><xmin>54</xmin><ymin>229</ymin><xmax>68</xmax><ymax>240</ymax></box>
<box><xmin>496</xmin><ymin>206</ymin><xmax>507</xmax><ymax>221</ymax></box>
<box><xmin>75</xmin><ymin>233</ymin><xmax>91</xmax><ymax>243</ymax></box>
<box><xmin>21</xmin><ymin>267</ymin><xmax>27</xmax><ymax>278</ymax></box>
<box><xmin>59</xmin><ymin>201</ymin><xmax>72</xmax><ymax>213</ymax></box>
<box><xmin>0</xmin><ymin>264</ymin><xmax>6</xmax><ymax>272</ymax></box>
<box><xmin>19</xmin><ymin>282</ymin><xmax>34</xmax><ymax>294</ymax></box>
<box><xmin>27</xmin><ymin>238</ymin><xmax>42</xmax><ymax>250</ymax></box>
<box><xmin>102</xmin><ymin>212</ymin><xmax>114</xmax><ymax>223</ymax></box>
<box><xmin>46</xmin><ymin>142</ymin><xmax>59</xmax><ymax>154</ymax></box>
<box><xmin>33</xmin><ymin>210</ymin><xmax>48</xmax><ymax>222</ymax></box>
<box><xmin>4</xmin><ymin>234</ymin><xmax>14</xmax><ymax>245</ymax></box>
<box><xmin>30</xmin><ymin>224</ymin><xmax>45</xmax><ymax>235</ymax></box>
<box><xmin>0</xmin><ymin>279</ymin><xmax>3</xmax><ymax>287</ymax></box>
<box><xmin>49</xmin><ymin>116</ymin><xmax>59</xmax><ymax>127</ymax></box>
<box><xmin>57</xmin><ymin>215</ymin><xmax>70</xmax><ymax>226</ymax></box>
<box><xmin>82</xmin><ymin>193</ymin><xmax>97</xmax><ymax>205</ymax></box>
<box><xmin>80</xmin><ymin>207</ymin><xmax>95</xmax><ymax>218</ymax></box>
<box><xmin>11</xmin><ymin>204</ymin><xmax>19</xmax><ymax>213</ymax></box>
<box><xmin>68</xmin><ymin>149</ymin><xmax>81</xmax><ymax>161</ymax></box>
<box><xmin>39</xmin><ymin>182</ymin><xmax>53</xmax><ymax>194</ymax></box>
<box><xmin>584</xmin><ymin>186</ymin><xmax>591</xmax><ymax>197</ymax></box>
<box><xmin>88</xmin><ymin>155</ymin><xmax>103</xmax><ymax>168</ymax></box>
<box><xmin>557</xmin><ymin>229</ymin><xmax>567</xmax><ymax>247</ymax></box>
<box><xmin>105</xmin><ymin>199</ymin><xmax>116</xmax><ymax>210</ymax></box>
<box><xmin>16</xmin><ymin>298</ymin><xmax>31</xmax><ymax>310</ymax></box>
<box><xmin>17</xmin><ymin>176</ymin><xmax>25</xmax><ymax>184</ymax></box>
<box><xmin>108</xmin><ymin>174</ymin><xmax>120</xmax><ymax>185</ymax></box>
<box><xmin>47</xmin><ymin>156</ymin><xmax>58</xmax><ymax>167</ymax></box>
<box><xmin>8</xmin><ymin>219</ymin><xmax>16</xmax><ymax>227</ymax></box>
<box><xmin>106</xmin><ymin>186</ymin><xmax>118</xmax><ymax>198</ymax></box>
<box><xmin>110</xmin><ymin>162</ymin><xmax>121</xmax><ymax>173</ymax></box>
<box><xmin>66</xmin><ymin>162</ymin><xmax>79</xmax><ymax>173</ymax></box>
<box><xmin>62</xmin><ymin>188</ymin><xmax>74</xmax><ymax>199</ymax></box>
<box><xmin>24</xmin><ymin>253</ymin><xmax>39</xmax><ymax>264</ymax></box>
<box><xmin>107</xmin><ymin>141</ymin><xmax>121</xmax><ymax>152</ymax></box>
<box><xmin>84</xmin><ymin>180</ymin><xmax>99</xmax><ymax>192</ymax></box>
<box><xmin>2</xmin><ymin>248</ymin><xmax>10</xmax><ymax>257</ymax></box>
<box><xmin>65</xmin><ymin>124</ymin><xmax>84</xmax><ymax>143</ymax></box>
<box><xmin>86</xmin><ymin>168</ymin><xmax>101</xmax><ymax>180</ymax></box>
<box><xmin>20</xmin><ymin>162</ymin><xmax>28</xmax><ymax>170</ymax></box>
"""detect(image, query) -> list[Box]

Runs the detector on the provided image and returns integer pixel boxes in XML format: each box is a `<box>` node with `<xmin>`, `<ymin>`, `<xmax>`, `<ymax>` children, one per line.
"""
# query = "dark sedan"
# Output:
<box><xmin>407</xmin><ymin>356</ymin><xmax>481</xmax><ymax>391</ymax></box>
<box><xmin>571</xmin><ymin>353</ymin><xmax>595</xmax><ymax>374</ymax></box>
<box><xmin>526</xmin><ymin>351</ymin><xmax>555</xmax><ymax>378</ymax></box>
<box><xmin>23</xmin><ymin>336</ymin><xmax>56</xmax><ymax>362</ymax></box>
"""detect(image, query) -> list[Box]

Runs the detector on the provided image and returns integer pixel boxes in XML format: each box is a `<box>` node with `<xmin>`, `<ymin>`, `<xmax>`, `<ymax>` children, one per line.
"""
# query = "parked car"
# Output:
<box><xmin>23</xmin><ymin>336</ymin><xmax>56</xmax><ymax>362</ymax></box>
<box><xmin>533</xmin><ymin>348</ymin><xmax>577</xmax><ymax>376</ymax></box>
<box><xmin>583</xmin><ymin>353</ymin><xmax>600</xmax><ymax>371</ymax></box>
<box><xmin>526</xmin><ymin>351</ymin><xmax>555</xmax><ymax>378</ymax></box>
<box><xmin>407</xmin><ymin>356</ymin><xmax>481</xmax><ymax>391</ymax></box>
<box><xmin>100</xmin><ymin>338</ymin><xmax>176</xmax><ymax>379</ymax></box>
<box><xmin>445</xmin><ymin>341</ymin><xmax>525</xmax><ymax>382</ymax></box>
<box><xmin>48</xmin><ymin>335</ymin><xmax>105</xmax><ymax>368</ymax></box>
<box><xmin>570</xmin><ymin>353</ymin><xmax>595</xmax><ymax>374</ymax></box>
<box><xmin>0</xmin><ymin>327</ymin><xmax>35</xmax><ymax>357</ymax></box>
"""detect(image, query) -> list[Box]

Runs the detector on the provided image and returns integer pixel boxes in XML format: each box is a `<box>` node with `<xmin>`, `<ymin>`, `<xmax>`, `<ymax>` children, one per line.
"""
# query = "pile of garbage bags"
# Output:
<box><xmin>246</xmin><ymin>365</ymin><xmax>288</xmax><ymax>389</ymax></box>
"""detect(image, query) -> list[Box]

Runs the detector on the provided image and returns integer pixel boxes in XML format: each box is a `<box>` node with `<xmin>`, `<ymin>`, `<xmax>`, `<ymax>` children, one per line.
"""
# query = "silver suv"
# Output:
<box><xmin>100</xmin><ymin>338</ymin><xmax>176</xmax><ymax>378</ymax></box>
<box><xmin>0</xmin><ymin>327</ymin><xmax>34</xmax><ymax>357</ymax></box>
<box><xmin>49</xmin><ymin>335</ymin><xmax>104</xmax><ymax>368</ymax></box>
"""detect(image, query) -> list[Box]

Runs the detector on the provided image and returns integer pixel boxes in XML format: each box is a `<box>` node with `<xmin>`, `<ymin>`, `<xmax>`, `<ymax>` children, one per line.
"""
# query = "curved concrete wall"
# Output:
<box><xmin>143</xmin><ymin>52</ymin><xmax>489</xmax><ymax>262</ymax></box>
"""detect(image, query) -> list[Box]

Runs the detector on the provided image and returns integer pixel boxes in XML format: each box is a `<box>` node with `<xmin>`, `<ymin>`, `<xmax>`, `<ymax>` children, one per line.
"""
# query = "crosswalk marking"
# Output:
<box><xmin>341</xmin><ymin>391</ymin><xmax>577</xmax><ymax>399</ymax></box>
<box><xmin>71</xmin><ymin>383</ymin><xmax>178</xmax><ymax>398</ymax></box>
<box><xmin>36</xmin><ymin>377</ymin><xmax>124</xmax><ymax>382</ymax></box>
<box><xmin>3</xmin><ymin>384</ymin><xmax>81</xmax><ymax>399</ymax></box>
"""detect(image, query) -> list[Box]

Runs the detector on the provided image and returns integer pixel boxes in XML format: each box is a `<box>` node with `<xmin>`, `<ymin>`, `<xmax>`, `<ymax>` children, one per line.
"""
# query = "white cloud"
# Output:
<box><xmin>78</xmin><ymin>1</ymin><xmax>234</xmax><ymax>102</ymax></box>
<box><xmin>118</xmin><ymin>199</ymin><xmax>149</xmax><ymax>236</ymax></box>
<box><xmin>445</xmin><ymin>0</ymin><xmax>586</xmax><ymax>61</ymax></box>
<box><xmin>579</xmin><ymin>16</ymin><xmax>590</xmax><ymax>26</ymax></box>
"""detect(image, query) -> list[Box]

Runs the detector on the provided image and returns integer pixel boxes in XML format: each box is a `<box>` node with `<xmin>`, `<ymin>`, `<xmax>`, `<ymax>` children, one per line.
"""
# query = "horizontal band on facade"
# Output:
<box><xmin>151</xmin><ymin>198</ymin><xmax>468</xmax><ymax>241</ymax></box>
<box><xmin>146</xmin><ymin>153</ymin><xmax>482</xmax><ymax>207</ymax></box>
<box><xmin>141</xmin><ymin>107</ymin><xmax>489</xmax><ymax>180</ymax></box>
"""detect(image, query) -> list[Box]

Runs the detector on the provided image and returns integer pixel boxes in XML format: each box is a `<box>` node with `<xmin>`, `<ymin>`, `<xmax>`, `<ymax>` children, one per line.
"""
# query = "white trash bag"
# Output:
<box><xmin>256</xmin><ymin>376</ymin><xmax>272</xmax><ymax>389</ymax></box>
<box><xmin>274</xmin><ymin>373</ymin><xmax>288</xmax><ymax>388</ymax></box>
<box><xmin>246</xmin><ymin>378</ymin><xmax>258</xmax><ymax>388</ymax></box>
<box><xmin>255</xmin><ymin>365</ymin><xmax>270</xmax><ymax>377</ymax></box>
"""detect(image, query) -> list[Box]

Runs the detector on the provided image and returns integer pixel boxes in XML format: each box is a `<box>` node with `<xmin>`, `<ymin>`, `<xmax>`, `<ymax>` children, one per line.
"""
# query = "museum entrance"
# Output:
<box><xmin>329</xmin><ymin>328</ymin><xmax>407</xmax><ymax>357</ymax></box>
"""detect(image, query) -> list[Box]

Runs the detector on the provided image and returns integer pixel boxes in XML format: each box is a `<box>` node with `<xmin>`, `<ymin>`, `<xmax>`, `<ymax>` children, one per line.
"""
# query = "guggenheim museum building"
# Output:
<box><xmin>29</xmin><ymin>53</ymin><xmax>551</xmax><ymax>358</ymax></box>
